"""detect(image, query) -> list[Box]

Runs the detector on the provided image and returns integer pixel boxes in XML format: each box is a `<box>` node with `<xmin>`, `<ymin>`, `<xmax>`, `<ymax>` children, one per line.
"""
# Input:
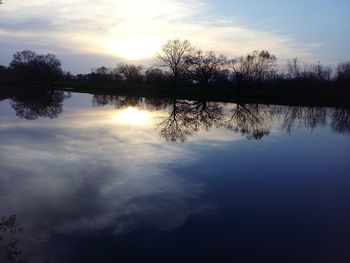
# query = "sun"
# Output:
<box><xmin>115</xmin><ymin>107</ymin><xmax>151</xmax><ymax>125</ymax></box>
<box><xmin>106</xmin><ymin>36</ymin><xmax>161</xmax><ymax>60</ymax></box>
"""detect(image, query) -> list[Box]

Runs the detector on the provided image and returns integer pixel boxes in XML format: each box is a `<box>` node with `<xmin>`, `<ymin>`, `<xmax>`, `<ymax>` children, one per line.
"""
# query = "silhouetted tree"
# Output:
<box><xmin>9</xmin><ymin>50</ymin><xmax>37</xmax><ymax>80</ymax></box>
<box><xmin>145</xmin><ymin>68</ymin><xmax>170</xmax><ymax>84</ymax></box>
<box><xmin>33</xmin><ymin>54</ymin><xmax>63</xmax><ymax>81</ymax></box>
<box><xmin>90</xmin><ymin>66</ymin><xmax>117</xmax><ymax>81</ymax></box>
<box><xmin>157</xmin><ymin>39</ymin><xmax>195</xmax><ymax>87</ymax></box>
<box><xmin>9</xmin><ymin>50</ymin><xmax>63</xmax><ymax>82</ymax></box>
<box><xmin>287</xmin><ymin>59</ymin><xmax>333</xmax><ymax>81</ymax></box>
<box><xmin>305</xmin><ymin>62</ymin><xmax>332</xmax><ymax>81</ymax></box>
<box><xmin>184</xmin><ymin>50</ymin><xmax>227</xmax><ymax>86</ymax></box>
<box><xmin>287</xmin><ymin>58</ymin><xmax>302</xmax><ymax>79</ymax></box>
<box><xmin>116</xmin><ymin>63</ymin><xmax>143</xmax><ymax>83</ymax></box>
<box><xmin>0</xmin><ymin>65</ymin><xmax>10</xmax><ymax>84</ymax></box>
<box><xmin>336</xmin><ymin>62</ymin><xmax>350</xmax><ymax>81</ymax></box>
<box><xmin>62</xmin><ymin>71</ymin><xmax>75</xmax><ymax>81</ymax></box>
<box><xmin>76</xmin><ymin>74</ymin><xmax>89</xmax><ymax>81</ymax></box>
<box><xmin>229</xmin><ymin>50</ymin><xmax>277</xmax><ymax>85</ymax></box>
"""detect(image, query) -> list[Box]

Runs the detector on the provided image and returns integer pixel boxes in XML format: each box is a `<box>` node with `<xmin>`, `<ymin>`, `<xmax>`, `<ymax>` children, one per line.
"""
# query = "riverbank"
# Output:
<box><xmin>54</xmin><ymin>81</ymin><xmax>350</xmax><ymax>108</ymax></box>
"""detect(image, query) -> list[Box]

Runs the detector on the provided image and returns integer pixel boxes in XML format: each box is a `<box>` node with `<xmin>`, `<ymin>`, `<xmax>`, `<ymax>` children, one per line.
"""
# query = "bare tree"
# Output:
<box><xmin>287</xmin><ymin>59</ymin><xmax>333</xmax><ymax>81</ymax></box>
<box><xmin>157</xmin><ymin>39</ymin><xmax>195</xmax><ymax>87</ymax></box>
<box><xmin>116</xmin><ymin>63</ymin><xmax>143</xmax><ymax>83</ymax></box>
<box><xmin>229</xmin><ymin>50</ymin><xmax>277</xmax><ymax>84</ymax></box>
<box><xmin>287</xmin><ymin>57</ymin><xmax>301</xmax><ymax>79</ymax></box>
<box><xmin>184</xmin><ymin>50</ymin><xmax>227</xmax><ymax>86</ymax></box>
<box><xmin>307</xmin><ymin>62</ymin><xmax>332</xmax><ymax>81</ymax></box>
<box><xmin>336</xmin><ymin>62</ymin><xmax>350</xmax><ymax>81</ymax></box>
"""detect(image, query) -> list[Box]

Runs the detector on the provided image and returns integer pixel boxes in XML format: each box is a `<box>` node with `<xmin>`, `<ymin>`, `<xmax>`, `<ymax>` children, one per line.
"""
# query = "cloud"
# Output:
<box><xmin>0</xmin><ymin>0</ymin><xmax>317</xmax><ymax>71</ymax></box>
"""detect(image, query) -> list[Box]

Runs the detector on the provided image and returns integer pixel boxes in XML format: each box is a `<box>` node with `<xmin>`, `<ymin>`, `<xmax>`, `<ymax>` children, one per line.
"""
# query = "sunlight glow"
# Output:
<box><xmin>105</xmin><ymin>36</ymin><xmax>162</xmax><ymax>60</ymax></box>
<box><xmin>115</xmin><ymin>107</ymin><xmax>151</xmax><ymax>125</ymax></box>
<box><xmin>0</xmin><ymin>0</ymin><xmax>318</xmax><ymax>64</ymax></box>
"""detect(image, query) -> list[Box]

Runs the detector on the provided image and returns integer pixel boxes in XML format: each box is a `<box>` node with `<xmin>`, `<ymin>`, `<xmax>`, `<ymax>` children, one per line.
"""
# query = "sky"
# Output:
<box><xmin>0</xmin><ymin>0</ymin><xmax>349</xmax><ymax>73</ymax></box>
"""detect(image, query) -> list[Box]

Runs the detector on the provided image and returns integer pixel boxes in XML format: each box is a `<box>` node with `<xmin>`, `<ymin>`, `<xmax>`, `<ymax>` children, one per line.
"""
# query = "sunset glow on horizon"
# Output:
<box><xmin>105</xmin><ymin>37</ymin><xmax>162</xmax><ymax>60</ymax></box>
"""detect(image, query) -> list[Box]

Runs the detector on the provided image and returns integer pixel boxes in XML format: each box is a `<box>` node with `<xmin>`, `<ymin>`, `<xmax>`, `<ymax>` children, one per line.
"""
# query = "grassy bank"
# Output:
<box><xmin>54</xmin><ymin>81</ymin><xmax>350</xmax><ymax>108</ymax></box>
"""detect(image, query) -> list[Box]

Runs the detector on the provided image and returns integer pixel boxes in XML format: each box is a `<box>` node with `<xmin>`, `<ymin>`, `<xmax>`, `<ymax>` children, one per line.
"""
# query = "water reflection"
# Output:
<box><xmin>331</xmin><ymin>108</ymin><xmax>350</xmax><ymax>133</ymax></box>
<box><xmin>4</xmin><ymin>91</ymin><xmax>350</xmax><ymax>141</ymax></box>
<box><xmin>5</xmin><ymin>87</ymin><xmax>70</xmax><ymax>120</ymax></box>
<box><xmin>92</xmin><ymin>95</ymin><xmax>350</xmax><ymax>142</ymax></box>
<box><xmin>224</xmin><ymin>103</ymin><xmax>271</xmax><ymax>140</ymax></box>
<box><xmin>115</xmin><ymin>107</ymin><xmax>152</xmax><ymax>125</ymax></box>
<box><xmin>1</xmin><ymin>93</ymin><xmax>350</xmax><ymax>262</ymax></box>
<box><xmin>0</xmin><ymin>215</ymin><xmax>25</xmax><ymax>263</ymax></box>
<box><xmin>0</xmin><ymin>97</ymin><xmax>207</xmax><ymax>262</ymax></box>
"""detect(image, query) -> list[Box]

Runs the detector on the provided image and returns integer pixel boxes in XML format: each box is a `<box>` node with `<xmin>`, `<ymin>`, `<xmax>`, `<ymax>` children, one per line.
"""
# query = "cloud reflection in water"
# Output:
<box><xmin>0</xmin><ymin>97</ymin><xmax>230</xmax><ymax>261</ymax></box>
<box><xmin>1</xmin><ymin>93</ymin><xmax>350</xmax><ymax>262</ymax></box>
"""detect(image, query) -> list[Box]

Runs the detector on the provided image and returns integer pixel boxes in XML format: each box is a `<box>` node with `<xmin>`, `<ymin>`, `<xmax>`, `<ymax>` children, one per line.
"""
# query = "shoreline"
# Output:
<box><xmin>54</xmin><ymin>81</ymin><xmax>350</xmax><ymax>108</ymax></box>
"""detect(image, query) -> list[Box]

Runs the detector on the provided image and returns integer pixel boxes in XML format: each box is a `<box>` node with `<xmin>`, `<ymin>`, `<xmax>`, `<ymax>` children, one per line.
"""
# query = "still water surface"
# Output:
<box><xmin>1</xmin><ymin>92</ymin><xmax>350</xmax><ymax>262</ymax></box>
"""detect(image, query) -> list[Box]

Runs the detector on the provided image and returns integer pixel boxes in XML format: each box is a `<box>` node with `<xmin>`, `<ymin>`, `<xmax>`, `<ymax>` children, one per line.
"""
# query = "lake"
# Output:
<box><xmin>1</xmin><ymin>91</ymin><xmax>350</xmax><ymax>262</ymax></box>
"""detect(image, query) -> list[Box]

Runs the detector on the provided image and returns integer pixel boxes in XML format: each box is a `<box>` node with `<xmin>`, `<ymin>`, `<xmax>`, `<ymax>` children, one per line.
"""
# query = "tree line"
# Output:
<box><xmin>1</xmin><ymin>39</ymin><xmax>350</xmax><ymax>87</ymax></box>
<box><xmin>82</xmin><ymin>40</ymin><xmax>350</xmax><ymax>88</ymax></box>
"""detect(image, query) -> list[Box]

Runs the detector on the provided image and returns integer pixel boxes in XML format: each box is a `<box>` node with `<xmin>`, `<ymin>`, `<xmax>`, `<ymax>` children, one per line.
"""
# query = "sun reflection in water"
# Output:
<box><xmin>115</xmin><ymin>107</ymin><xmax>151</xmax><ymax>126</ymax></box>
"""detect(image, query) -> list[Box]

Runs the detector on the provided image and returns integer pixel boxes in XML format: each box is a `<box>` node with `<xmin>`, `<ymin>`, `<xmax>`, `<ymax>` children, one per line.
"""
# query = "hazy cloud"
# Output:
<box><xmin>0</xmin><ymin>0</ymin><xmax>324</xmax><ymax>72</ymax></box>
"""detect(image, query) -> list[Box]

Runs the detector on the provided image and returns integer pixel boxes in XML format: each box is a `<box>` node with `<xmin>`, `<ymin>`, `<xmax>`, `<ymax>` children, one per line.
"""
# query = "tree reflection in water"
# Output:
<box><xmin>8</xmin><ymin>87</ymin><xmax>70</xmax><ymax>120</ymax></box>
<box><xmin>224</xmin><ymin>103</ymin><xmax>271</xmax><ymax>140</ymax></box>
<box><xmin>156</xmin><ymin>100</ymin><xmax>270</xmax><ymax>142</ymax></box>
<box><xmin>331</xmin><ymin>108</ymin><xmax>350</xmax><ymax>134</ymax></box>
<box><xmin>273</xmin><ymin>105</ymin><xmax>328</xmax><ymax>133</ymax></box>
<box><xmin>1</xmin><ymin>92</ymin><xmax>349</xmax><ymax>262</ymax></box>
<box><xmin>92</xmin><ymin>94</ymin><xmax>142</xmax><ymax>109</ymax></box>
<box><xmin>157</xmin><ymin>100</ymin><xmax>222</xmax><ymax>142</ymax></box>
<box><xmin>5</xmin><ymin>92</ymin><xmax>349</xmax><ymax>142</ymax></box>
<box><xmin>93</xmin><ymin>95</ymin><xmax>350</xmax><ymax>142</ymax></box>
<box><xmin>0</xmin><ymin>215</ymin><xmax>25</xmax><ymax>263</ymax></box>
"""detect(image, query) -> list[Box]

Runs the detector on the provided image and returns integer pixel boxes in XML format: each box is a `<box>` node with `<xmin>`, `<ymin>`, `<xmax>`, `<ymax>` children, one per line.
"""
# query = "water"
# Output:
<box><xmin>1</xmin><ymin>92</ymin><xmax>350</xmax><ymax>262</ymax></box>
